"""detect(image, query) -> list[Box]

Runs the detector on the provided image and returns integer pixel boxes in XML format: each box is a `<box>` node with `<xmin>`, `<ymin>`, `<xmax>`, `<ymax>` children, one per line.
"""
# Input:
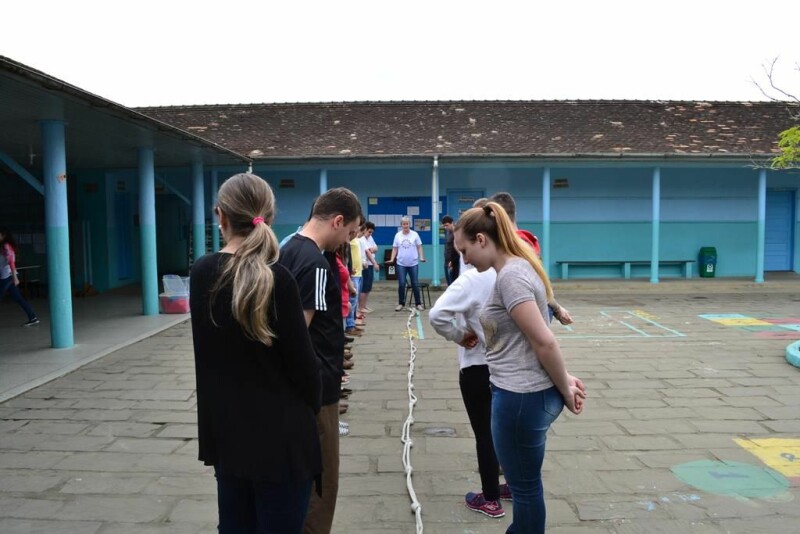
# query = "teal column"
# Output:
<box><xmin>542</xmin><ymin>167</ymin><xmax>551</xmax><ymax>276</ymax></box>
<box><xmin>755</xmin><ymin>169</ymin><xmax>767</xmax><ymax>283</ymax></box>
<box><xmin>319</xmin><ymin>168</ymin><xmax>328</xmax><ymax>194</ymax></box>
<box><xmin>138</xmin><ymin>147</ymin><xmax>159</xmax><ymax>316</ymax></box>
<box><xmin>192</xmin><ymin>161</ymin><xmax>205</xmax><ymax>262</ymax></box>
<box><xmin>650</xmin><ymin>167</ymin><xmax>661</xmax><ymax>284</ymax></box>
<box><xmin>210</xmin><ymin>170</ymin><xmax>220</xmax><ymax>252</ymax></box>
<box><xmin>41</xmin><ymin>120</ymin><xmax>73</xmax><ymax>348</ymax></box>
<box><xmin>431</xmin><ymin>156</ymin><xmax>441</xmax><ymax>287</ymax></box>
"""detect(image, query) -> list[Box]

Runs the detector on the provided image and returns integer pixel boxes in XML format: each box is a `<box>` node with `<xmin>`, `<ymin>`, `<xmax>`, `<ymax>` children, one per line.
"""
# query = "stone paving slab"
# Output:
<box><xmin>0</xmin><ymin>283</ymin><xmax>799</xmax><ymax>532</ymax></box>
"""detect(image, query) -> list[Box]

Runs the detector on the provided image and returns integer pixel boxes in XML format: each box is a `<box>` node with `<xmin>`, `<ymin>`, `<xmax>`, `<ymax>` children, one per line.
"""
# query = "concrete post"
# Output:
<box><xmin>41</xmin><ymin>120</ymin><xmax>74</xmax><ymax>347</ymax></box>
<box><xmin>138</xmin><ymin>147</ymin><xmax>159</xmax><ymax>315</ymax></box>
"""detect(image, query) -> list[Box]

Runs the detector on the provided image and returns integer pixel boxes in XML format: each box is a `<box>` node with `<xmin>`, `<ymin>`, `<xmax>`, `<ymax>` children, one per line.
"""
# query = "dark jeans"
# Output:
<box><xmin>459</xmin><ymin>365</ymin><xmax>500</xmax><ymax>501</ymax></box>
<box><xmin>0</xmin><ymin>276</ymin><xmax>36</xmax><ymax>321</ymax></box>
<box><xmin>215</xmin><ymin>469</ymin><xmax>313</xmax><ymax>534</ymax></box>
<box><xmin>444</xmin><ymin>264</ymin><xmax>454</xmax><ymax>286</ymax></box>
<box><xmin>396</xmin><ymin>264</ymin><xmax>420</xmax><ymax>306</ymax></box>
<box><xmin>360</xmin><ymin>266</ymin><xmax>374</xmax><ymax>293</ymax></box>
<box><xmin>491</xmin><ymin>385</ymin><xmax>564</xmax><ymax>534</ymax></box>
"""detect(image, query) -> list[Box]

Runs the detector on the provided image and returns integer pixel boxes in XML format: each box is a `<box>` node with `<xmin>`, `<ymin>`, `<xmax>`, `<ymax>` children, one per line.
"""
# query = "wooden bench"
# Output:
<box><xmin>556</xmin><ymin>260</ymin><xmax>696</xmax><ymax>280</ymax></box>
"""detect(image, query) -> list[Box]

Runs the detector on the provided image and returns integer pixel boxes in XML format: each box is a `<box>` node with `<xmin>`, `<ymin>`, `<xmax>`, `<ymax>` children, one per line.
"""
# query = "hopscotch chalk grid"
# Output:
<box><xmin>557</xmin><ymin>310</ymin><xmax>685</xmax><ymax>339</ymax></box>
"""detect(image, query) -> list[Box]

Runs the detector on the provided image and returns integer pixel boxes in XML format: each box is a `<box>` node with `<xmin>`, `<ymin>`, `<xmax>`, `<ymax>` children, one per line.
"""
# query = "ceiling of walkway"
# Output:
<box><xmin>0</xmin><ymin>56</ymin><xmax>250</xmax><ymax>174</ymax></box>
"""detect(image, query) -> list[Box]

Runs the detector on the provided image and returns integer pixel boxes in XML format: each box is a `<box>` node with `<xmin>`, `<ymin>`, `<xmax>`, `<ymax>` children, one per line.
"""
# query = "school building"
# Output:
<box><xmin>1</xmin><ymin>55</ymin><xmax>798</xmax><ymax>348</ymax></box>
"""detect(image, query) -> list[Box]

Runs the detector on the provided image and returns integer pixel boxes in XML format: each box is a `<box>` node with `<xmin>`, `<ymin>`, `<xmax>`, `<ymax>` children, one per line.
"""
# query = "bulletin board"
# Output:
<box><xmin>367</xmin><ymin>196</ymin><xmax>447</xmax><ymax>246</ymax></box>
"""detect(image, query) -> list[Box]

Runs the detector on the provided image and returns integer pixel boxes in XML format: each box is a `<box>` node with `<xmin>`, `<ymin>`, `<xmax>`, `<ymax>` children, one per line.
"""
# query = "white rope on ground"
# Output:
<box><xmin>401</xmin><ymin>307</ymin><xmax>424</xmax><ymax>534</ymax></box>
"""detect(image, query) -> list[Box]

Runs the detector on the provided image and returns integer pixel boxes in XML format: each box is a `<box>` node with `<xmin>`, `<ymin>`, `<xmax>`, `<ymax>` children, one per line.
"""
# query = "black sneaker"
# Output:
<box><xmin>23</xmin><ymin>317</ymin><xmax>40</xmax><ymax>326</ymax></box>
<box><xmin>344</xmin><ymin>335</ymin><xmax>355</xmax><ymax>343</ymax></box>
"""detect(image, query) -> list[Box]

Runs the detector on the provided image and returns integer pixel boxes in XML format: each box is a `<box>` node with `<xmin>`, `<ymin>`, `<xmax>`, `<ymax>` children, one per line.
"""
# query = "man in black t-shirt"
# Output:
<box><xmin>278</xmin><ymin>187</ymin><xmax>363</xmax><ymax>534</ymax></box>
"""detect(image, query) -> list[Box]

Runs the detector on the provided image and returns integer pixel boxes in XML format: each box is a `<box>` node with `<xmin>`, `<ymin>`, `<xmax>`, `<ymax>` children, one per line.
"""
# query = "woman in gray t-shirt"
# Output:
<box><xmin>454</xmin><ymin>202</ymin><xmax>586</xmax><ymax>534</ymax></box>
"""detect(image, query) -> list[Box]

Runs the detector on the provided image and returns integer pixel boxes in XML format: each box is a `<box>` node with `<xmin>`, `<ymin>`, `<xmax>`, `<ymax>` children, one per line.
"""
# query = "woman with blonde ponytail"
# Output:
<box><xmin>454</xmin><ymin>201</ymin><xmax>586</xmax><ymax>534</ymax></box>
<box><xmin>190</xmin><ymin>173</ymin><xmax>321</xmax><ymax>533</ymax></box>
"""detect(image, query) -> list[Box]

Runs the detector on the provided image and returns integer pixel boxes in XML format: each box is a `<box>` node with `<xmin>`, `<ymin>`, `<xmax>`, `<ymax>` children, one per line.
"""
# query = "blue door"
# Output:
<box><xmin>765</xmin><ymin>190</ymin><xmax>795</xmax><ymax>271</ymax></box>
<box><xmin>447</xmin><ymin>189</ymin><xmax>486</xmax><ymax>220</ymax></box>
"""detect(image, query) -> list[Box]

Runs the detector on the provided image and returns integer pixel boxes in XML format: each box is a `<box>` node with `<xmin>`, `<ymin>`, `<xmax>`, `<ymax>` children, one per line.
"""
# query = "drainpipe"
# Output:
<box><xmin>755</xmin><ymin>169</ymin><xmax>766</xmax><ymax>283</ymax></box>
<box><xmin>542</xmin><ymin>167</ymin><xmax>551</xmax><ymax>276</ymax></box>
<box><xmin>431</xmin><ymin>156</ymin><xmax>441</xmax><ymax>287</ymax></box>
<box><xmin>650</xmin><ymin>167</ymin><xmax>661</xmax><ymax>284</ymax></box>
<box><xmin>319</xmin><ymin>168</ymin><xmax>328</xmax><ymax>195</ymax></box>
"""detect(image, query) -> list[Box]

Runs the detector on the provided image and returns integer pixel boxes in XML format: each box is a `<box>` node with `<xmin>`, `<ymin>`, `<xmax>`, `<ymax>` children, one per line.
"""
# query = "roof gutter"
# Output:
<box><xmin>252</xmin><ymin>151</ymin><xmax>775</xmax><ymax>165</ymax></box>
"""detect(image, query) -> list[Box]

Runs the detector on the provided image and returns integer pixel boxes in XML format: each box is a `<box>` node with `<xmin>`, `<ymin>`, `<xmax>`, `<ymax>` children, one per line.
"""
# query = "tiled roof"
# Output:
<box><xmin>136</xmin><ymin>100</ymin><xmax>799</xmax><ymax>160</ymax></box>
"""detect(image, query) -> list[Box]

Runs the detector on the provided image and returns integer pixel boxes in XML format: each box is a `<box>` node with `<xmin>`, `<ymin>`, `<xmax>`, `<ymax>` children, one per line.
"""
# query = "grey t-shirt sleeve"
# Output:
<box><xmin>481</xmin><ymin>258</ymin><xmax>553</xmax><ymax>394</ymax></box>
<box><xmin>497</xmin><ymin>259</ymin><xmax>537</xmax><ymax>313</ymax></box>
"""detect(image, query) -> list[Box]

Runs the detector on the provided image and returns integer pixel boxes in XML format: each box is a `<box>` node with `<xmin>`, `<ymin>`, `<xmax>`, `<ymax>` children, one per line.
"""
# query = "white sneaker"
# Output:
<box><xmin>416</xmin><ymin>304</ymin><xmax>425</xmax><ymax>311</ymax></box>
<box><xmin>339</xmin><ymin>421</ymin><xmax>350</xmax><ymax>437</ymax></box>
<box><xmin>395</xmin><ymin>304</ymin><xmax>404</xmax><ymax>311</ymax></box>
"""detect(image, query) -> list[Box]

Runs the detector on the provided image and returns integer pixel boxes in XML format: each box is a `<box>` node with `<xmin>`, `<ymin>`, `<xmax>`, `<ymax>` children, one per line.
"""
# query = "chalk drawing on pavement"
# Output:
<box><xmin>556</xmin><ymin>310</ymin><xmax>685</xmax><ymax>339</ymax></box>
<box><xmin>699</xmin><ymin>314</ymin><xmax>800</xmax><ymax>339</ymax></box>
<box><xmin>671</xmin><ymin>459</ymin><xmax>790</xmax><ymax>499</ymax></box>
<box><xmin>735</xmin><ymin>438</ymin><xmax>800</xmax><ymax>485</ymax></box>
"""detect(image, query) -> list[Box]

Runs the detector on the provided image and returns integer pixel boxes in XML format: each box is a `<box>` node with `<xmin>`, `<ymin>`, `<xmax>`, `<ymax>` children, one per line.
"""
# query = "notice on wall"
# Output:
<box><xmin>407</xmin><ymin>206</ymin><xmax>420</xmax><ymax>216</ymax></box>
<box><xmin>414</xmin><ymin>218</ymin><xmax>431</xmax><ymax>232</ymax></box>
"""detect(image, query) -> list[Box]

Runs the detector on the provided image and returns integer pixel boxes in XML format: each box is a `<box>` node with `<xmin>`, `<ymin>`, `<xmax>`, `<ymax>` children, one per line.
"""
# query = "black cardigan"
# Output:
<box><xmin>190</xmin><ymin>253</ymin><xmax>321</xmax><ymax>482</ymax></box>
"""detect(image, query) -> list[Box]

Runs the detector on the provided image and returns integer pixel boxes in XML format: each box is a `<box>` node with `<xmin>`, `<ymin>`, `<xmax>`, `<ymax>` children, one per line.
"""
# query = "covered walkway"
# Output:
<box><xmin>0</xmin><ymin>289</ymin><xmax>188</xmax><ymax>403</ymax></box>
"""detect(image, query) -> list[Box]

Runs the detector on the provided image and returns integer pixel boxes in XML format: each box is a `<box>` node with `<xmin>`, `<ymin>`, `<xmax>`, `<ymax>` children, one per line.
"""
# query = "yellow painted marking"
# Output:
<box><xmin>735</xmin><ymin>438</ymin><xmax>800</xmax><ymax>477</ymax></box>
<box><xmin>402</xmin><ymin>330</ymin><xmax>419</xmax><ymax>340</ymax></box>
<box><xmin>632</xmin><ymin>310</ymin><xmax>658</xmax><ymax>321</ymax></box>
<box><xmin>714</xmin><ymin>318</ymin><xmax>772</xmax><ymax>326</ymax></box>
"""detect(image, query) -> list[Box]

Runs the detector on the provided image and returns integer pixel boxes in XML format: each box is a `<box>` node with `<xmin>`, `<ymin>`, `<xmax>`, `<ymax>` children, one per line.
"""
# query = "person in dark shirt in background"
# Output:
<box><xmin>442</xmin><ymin>215</ymin><xmax>459</xmax><ymax>285</ymax></box>
<box><xmin>190</xmin><ymin>173</ymin><xmax>321</xmax><ymax>533</ymax></box>
<box><xmin>278</xmin><ymin>187</ymin><xmax>363</xmax><ymax>534</ymax></box>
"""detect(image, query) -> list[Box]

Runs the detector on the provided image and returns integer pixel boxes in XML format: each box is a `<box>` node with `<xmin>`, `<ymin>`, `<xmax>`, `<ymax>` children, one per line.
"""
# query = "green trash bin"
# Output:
<box><xmin>699</xmin><ymin>246</ymin><xmax>717</xmax><ymax>278</ymax></box>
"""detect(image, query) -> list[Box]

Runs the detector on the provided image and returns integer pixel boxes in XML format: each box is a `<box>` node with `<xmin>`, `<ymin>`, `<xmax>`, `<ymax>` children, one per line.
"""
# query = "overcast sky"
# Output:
<box><xmin>2</xmin><ymin>0</ymin><xmax>798</xmax><ymax>107</ymax></box>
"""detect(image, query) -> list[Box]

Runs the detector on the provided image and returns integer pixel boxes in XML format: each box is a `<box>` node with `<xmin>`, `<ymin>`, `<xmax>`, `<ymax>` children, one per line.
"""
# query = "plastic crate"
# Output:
<box><xmin>160</xmin><ymin>293</ymin><xmax>190</xmax><ymax>314</ymax></box>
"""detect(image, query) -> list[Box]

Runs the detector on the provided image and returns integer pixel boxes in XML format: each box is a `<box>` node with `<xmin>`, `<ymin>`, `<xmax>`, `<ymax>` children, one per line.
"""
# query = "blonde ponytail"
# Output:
<box><xmin>211</xmin><ymin>173</ymin><xmax>280</xmax><ymax>346</ymax></box>
<box><xmin>455</xmin><ymin>201</ymin><xmax>555</xmax><ymax>303</ymax></box>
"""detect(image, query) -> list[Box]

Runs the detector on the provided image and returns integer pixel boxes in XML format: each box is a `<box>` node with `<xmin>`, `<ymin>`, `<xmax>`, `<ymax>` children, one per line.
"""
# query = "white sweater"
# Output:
<box><xmin>429</xmin><ymin>267</ymin><xmax>497</xmax><ymax>369</ymax></box>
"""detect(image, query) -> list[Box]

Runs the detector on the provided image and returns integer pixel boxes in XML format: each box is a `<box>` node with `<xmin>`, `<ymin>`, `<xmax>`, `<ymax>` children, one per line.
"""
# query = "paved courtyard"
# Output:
<box><xmin>1</xmin><ymin>280</ymin><xmax>799</xmax><ymax>533</ymax></box>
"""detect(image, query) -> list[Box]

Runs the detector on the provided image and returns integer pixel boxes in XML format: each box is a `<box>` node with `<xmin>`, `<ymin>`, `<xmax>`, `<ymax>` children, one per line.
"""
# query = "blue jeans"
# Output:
<box><xmin>491</xmin><ymin>385</ymin><xmax>563</xmax><ymax>534</ymax></box>
<box><xmin>345</xmin><ymin>276</ymin><xmax>362</xmax><ymax>328</ymax></box>
<box><xmin>396</xmin><ymin>264</ymin><xmax>420</xmax><ymax>306</ymax></box>
<box><xmin>215</xmin><ymin>469</ymin><xmax>313</xmax><ymax>534</ymax></box>
<box><xmin>0</xmin><ymin>276</ymin><xmax>36</xmax><ymax>321</ymax></box>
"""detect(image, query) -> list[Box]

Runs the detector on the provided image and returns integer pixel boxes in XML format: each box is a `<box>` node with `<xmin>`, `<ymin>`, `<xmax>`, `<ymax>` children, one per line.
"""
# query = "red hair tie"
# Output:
<box><xmin>252</xmin><ymin>216</ymin><xmax>265</xmax><ymax>226</ymax></box>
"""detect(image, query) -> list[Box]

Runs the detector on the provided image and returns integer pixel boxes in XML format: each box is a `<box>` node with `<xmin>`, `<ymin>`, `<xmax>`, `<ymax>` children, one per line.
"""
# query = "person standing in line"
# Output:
<box><xmin>429</xmin><ymin>265</ymin><xmax>510</xmax><ymax>518</ymax></box>
<box><xmin>347</xmin><ymin>227</ymin><xmax>364</xmax><ymax>329</ymax></box>
<box><xmin>189</xmin><ymin>173</ymin><xmax>321</xmax><ymax>533</ymax></box>
<box><xmin>454</xmin><ymin>202</ymin><xmax>586</xmax><ymax>534</ymax></box>
<box><xmin>441</xmin><ymin>215</ymin><xmax>460</xmax><ymax>285</ymax></box>
<box><xmin>488</xmin><ymin>192</ymin><xmax>573</xmax><ymax>326</ymax></box>
<box><xmin>0</xmin><ymin>229</ymin><xmax>39</xmax><ymax>326</ymax></box>
<box><xmin>388</xmin><ymin>216</ymin><xmax>426</xmax><ymax>311</ymax></box>
<box><xmin>357</xmin><ymin>221</ymin><xmax>379</xmax><ymax>314</ymax></box>
<box><xmin>278</xmin><ymin>187</ymin><xmax>363</xmax><ymax>534</ymax></box>
<box><xmin>338</xmin><ymin>243</ymin><xmax>361</xmax><ymax>338</ymax></box>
